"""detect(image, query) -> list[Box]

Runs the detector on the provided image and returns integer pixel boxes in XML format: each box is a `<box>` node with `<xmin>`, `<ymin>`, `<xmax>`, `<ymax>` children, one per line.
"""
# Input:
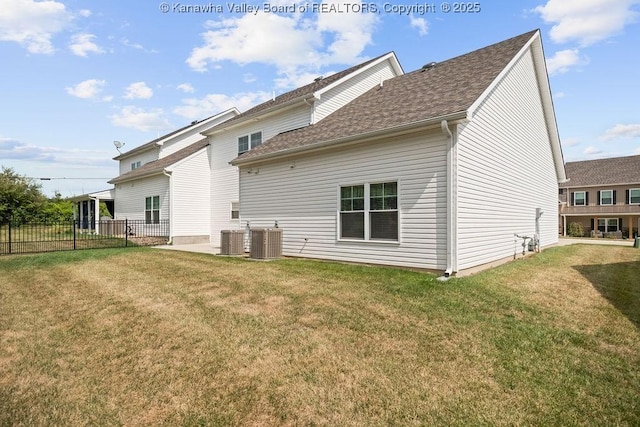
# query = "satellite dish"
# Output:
<box><xmin>113</xmin><ymin>140</ymin><xmax>125</xmax><ymax>153</ymax></box>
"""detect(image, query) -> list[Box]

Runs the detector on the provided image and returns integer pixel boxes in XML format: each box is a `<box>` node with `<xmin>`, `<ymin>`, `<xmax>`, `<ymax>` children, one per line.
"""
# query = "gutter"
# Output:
<box><xmin>441</xmin><ymin>119</ymin><xmax>457</xmax><ymax>278</ymax></box>
<box><xmin>231</xmin><ymin>111</ymin><xmax>468</xmax><ymax>167</ymax></box>
<box><xmin>162</xmin><ymin>169</ymin><xmax>173</xmax><ymax>244</ymax></box>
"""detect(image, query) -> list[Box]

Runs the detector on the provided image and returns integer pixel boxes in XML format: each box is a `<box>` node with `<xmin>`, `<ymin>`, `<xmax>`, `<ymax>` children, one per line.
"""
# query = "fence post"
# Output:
<box><xmin>8</xmin><ymin>221</ymin><xmax>12</xmax><ymax>255</ymax></box>
<box><xmin>125</xmin><ymin>218</ymin><xmax>128</xmax><ymax>247</ymax></box>
<box><xmin>73</xmin><ymin>219</ymin><xmax>77</xmax><ymax>250</ymax></box>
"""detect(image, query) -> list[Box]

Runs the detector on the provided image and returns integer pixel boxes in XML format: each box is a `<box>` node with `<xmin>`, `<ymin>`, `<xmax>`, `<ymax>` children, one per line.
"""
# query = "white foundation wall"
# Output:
<box><xmin>456</xmin><ymin>48</ymin><xmax>559</xmax><ymax>271</ymax></box>
<box><xmin>239</xmin><ymin>131</ymin><xmax>449</xmax><ymax>270</ymax></box>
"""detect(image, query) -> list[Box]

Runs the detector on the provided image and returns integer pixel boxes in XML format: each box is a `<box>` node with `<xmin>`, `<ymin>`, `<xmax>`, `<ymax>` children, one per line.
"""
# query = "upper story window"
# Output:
<box><xmin>573</xmin><ymin>191</ymin><xmax>586</xmax><ymax>206</ymax></box>
<box><xmin>339</xmin><ymin>181</ymin><xmax>398</xmax><ymax>241</ymax></box>
<box><xmin>131</xmin><ymin>161</ymin><xmax>141</xmax><ymax>170</ymax></box>
<box><xmin>599</xmin><ymin>190</ymin><xmax>614</xmax><ymax>205</ymax></box>
<box><xmin>238</xmin><ymin>131</ymin><xmax>262</xmax><ymax>155</ymax></box>
<box><xmin>629</xmin><ymin>189</ymin><xmax>640</xmax><ymax>204</ymax></box>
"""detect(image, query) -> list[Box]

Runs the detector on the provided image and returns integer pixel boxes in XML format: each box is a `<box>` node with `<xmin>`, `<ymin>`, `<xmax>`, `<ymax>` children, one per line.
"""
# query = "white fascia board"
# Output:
<box><xmin>313</xmin><ymin>52</ymin><xmax>404</xmax><ymax>100</ymax></box>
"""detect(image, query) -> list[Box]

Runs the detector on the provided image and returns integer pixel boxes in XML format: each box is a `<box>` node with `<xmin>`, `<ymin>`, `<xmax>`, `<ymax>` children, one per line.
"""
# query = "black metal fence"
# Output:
<box><xmin>0</xmin><ymin>219</ymin><xmax>170</xmax><ymax>256</ymax></box>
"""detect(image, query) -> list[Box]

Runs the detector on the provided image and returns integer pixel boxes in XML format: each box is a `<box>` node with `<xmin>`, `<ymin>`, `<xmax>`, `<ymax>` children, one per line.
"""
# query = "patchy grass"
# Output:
<box><xmin>0</xmin><ymin>245</ymin><xmax>638</xmax><ymax>426</ymax></box>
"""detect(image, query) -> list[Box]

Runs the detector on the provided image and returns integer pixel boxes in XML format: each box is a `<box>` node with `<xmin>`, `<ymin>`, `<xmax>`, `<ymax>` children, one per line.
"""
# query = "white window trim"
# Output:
<box><xmin>230</xmin><ymin>201</ymin><xmax>240</xmax><ymax>221</ymax></box>
<box><xmin>600</xmin><ymin>189</ymin><xmax>614</xmax><ymax>206</ymax></box>
<box><xmin>629</xmin><ymin>188</ymin><xmax>640</xmax><ymax>205</ymax></box>
<box><xmin>131</xmin><ymin>161</ymin><xmax>141</xmax><ymax>170</ymax></box>
<box><xmin>573</xmin><ymin>191</ymin><xmax>586</xmax><ymax>206</ymax></box>
<box><xmin>336</xmin><ymin>181</ymin><xmax>400</xmax><ymax>244</ymax></box>
<box><xmin>237</xmin><ymin>130</ymin><xmax>263</xmax><ymax>155</ymax></box>
<box><xmin>145</xmin><ymin>195</ymin><xmax>160</xmax><ymax>224</ymax></box>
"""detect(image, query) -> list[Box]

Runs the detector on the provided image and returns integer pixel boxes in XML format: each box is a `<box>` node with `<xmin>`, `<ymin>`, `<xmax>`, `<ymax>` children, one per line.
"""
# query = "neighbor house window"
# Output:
<box><xmin>629</xmin><ymin>189</ymin><xmax>640</xmax><ymax>204</ymax></box>
<box><xmin>238</xmin><ymin>131</ymin><xmax>262</xmax><ymax>155</ymax></box>
<box><xmin>339</xmin><ymin>182</ymin><xmax>398</xmax><ymax>241</ymax></box>
<box><xmin>131</xmin><ymin>161</ymin><xmax>141</xmax><ymax>170</ymax></box>
<box><xmin>598</xmin><ymin>218</ymin><xmax>619</xmax><ymax>233</ymax></box>
<box><xmin>573</xmin><ymin>191</ymin><xmax>586</xmax><ymax>206</ymax></box>
<box><xmin>599</xmin><ymin>190</ymin><xmax>613</xmax><ymax>205</ymax></box>
<box><xmin>145</xmin><ymin>196</ymin><xmax>160</xmax><ymax>224</ymax></box>
<box><xmin>231</xmin><ymin>201</ymin><xmax>240</xmax><ymax>220</ymax></box>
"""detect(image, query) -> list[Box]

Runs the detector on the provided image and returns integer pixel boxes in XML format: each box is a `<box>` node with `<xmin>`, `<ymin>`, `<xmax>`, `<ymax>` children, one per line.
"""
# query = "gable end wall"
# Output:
<box><xmin>456</xmin><ymin>48</ymin><xmax>559</xmax><ymax>270</ymax></box>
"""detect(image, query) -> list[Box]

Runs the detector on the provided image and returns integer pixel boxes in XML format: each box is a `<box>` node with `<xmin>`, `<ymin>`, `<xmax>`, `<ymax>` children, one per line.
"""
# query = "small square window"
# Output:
<box><xmin>630</xmin><ymin>189</ymin><xmax>640</xmax><ymax>204</ymax></box>
<box><xmin>573</xmin><ymin>191</ymin><xmax>586</xmax><ymax>206</ymax></box>
<box><xmin>600</xmin><ymin>190</ymin><xmax>613</xmax><ymax>205</ymax></box>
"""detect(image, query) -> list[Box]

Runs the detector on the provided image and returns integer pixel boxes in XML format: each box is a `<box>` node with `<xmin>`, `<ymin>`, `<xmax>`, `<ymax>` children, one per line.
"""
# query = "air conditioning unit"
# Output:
<box><xmin>250</xmin><ymin>228</ymin><xmax>282</xmax><ymax>259</ymax></box>
<box><xmin>220</xmin><ymin>230</ymin><xmax>245</xmax><ymax>255</ymax></box>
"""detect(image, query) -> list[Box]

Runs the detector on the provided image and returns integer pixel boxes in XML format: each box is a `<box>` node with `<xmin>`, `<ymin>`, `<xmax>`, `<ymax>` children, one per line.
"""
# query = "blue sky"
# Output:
<box><xmin>1</xmin><ymin>0</ymin><xmax>639</xmax><ymax>197</ymax></box>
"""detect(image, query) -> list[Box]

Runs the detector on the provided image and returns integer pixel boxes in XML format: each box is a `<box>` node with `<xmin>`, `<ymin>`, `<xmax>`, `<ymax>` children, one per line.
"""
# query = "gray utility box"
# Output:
<box><xmin>220</xmin><ymin>230</ymin><xmax>245</xmax><ymax>255</ymax></box>
<box><xmin>250</xmin><ymin>228</ymin><xmax>283</xmax><ymax>259</ymax></box>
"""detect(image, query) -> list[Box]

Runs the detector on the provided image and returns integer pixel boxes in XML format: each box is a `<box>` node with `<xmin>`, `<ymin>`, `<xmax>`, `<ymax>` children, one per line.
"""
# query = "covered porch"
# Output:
<box><xmin>68</xmin><ymin>189</ymin><xmax>115</xmax><ymax>234</ymax></box>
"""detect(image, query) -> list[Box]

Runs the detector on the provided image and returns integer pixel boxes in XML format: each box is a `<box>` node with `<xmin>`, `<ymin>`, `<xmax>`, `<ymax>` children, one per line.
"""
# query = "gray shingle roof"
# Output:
<box><xmin>232</xmin><ymin>30</ymin><xmax>538</xmax><ymax>164</ymax></box>
<box><xmin>109</xmin><ymin>138</ymin><xmax>209</xmax><ymax>184</ymax></box>
<box><xmin>561</xmin><ymin>155</ymin><xmax>640</xmax><ymax>187</ymax></box>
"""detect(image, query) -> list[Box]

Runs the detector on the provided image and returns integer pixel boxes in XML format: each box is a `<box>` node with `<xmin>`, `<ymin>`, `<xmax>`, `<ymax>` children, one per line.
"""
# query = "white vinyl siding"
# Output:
<box><xmin>170</xmin><ymin>148</ymin><xmax>211</xmax><ymax>239</ymax></box>
<box><xmin>118</xmin><ymin>149</ymin><xmax>158</xmax><ymax>175</ymax></box>
<box><xmin>113</xmin><ymin>174</ymin><xmax>169</xmax><ymax>221</ymax></box>
<box><xmin>239</xmin><ymin>131</ymin><xmax>448</xmax><ymax>270</ymax></box>
<box><xmin>456</xmin><ymin>48</ymin><xmax>559</xmax><ymax>271</ymax></box>
<box><xmin>315</xmin><ymin>59</ymin><xmax>399</xmax><ymax>123</ymax></box>
<box><xmin>209</xmin><ymin>135</ymin><xmax>242</xmax><ymax>247</ymax></box>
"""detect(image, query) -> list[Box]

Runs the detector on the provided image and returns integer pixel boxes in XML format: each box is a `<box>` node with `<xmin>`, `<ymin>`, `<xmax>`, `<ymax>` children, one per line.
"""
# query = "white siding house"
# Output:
<box><xmin>109</xmin><ymin>109</ymin><xmax>238</xmax><ymax>244</ymax></box>
<box><xmin>202</xmin><ymin>52</ymin><xmax>403</xmax><ymax>247</ymax></box>
<box><xmin>231</xmin><ymin>30</ymin><xmax>566</xmax><ymax>275</ymax></box>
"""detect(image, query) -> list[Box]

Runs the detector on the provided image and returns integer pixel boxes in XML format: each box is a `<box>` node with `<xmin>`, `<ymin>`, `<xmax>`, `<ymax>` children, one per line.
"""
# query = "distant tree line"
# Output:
<box><xmin>0</xmin><ymin>167</ymin><xmax>74</xmax><ymax>224</ymax></box>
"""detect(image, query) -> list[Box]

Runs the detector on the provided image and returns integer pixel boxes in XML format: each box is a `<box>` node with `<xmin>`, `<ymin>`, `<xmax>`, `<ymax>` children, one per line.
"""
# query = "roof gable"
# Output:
<box><xmin>232</xmin><ymin>30</ymin><xmax>539</xmax><ymax>164</ymax></box>
<box><xmin>109</xmin><ymin>138</ymin><xmax>209</xmax><ymax>184</ymax></box>
<box><xmin>561</xmin><ymin>155</ymin><xmax>640</xmax><ymax>187</ymax></box>
<box><xmin>204</xmin><ymin>52</ymin><xmax>401</xmax><ymax>134</ymax></box>
<box><xmin>114</xmin><ymin>108</ymin><xmax>238</xmax><ymax>160</ymax></box>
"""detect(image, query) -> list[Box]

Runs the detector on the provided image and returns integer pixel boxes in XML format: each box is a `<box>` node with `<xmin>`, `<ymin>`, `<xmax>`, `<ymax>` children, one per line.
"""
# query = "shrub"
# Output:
<box><xmin>568</xmin><ymin>222</ymin><xmax>584</xmax><ymax>237</ymax></box>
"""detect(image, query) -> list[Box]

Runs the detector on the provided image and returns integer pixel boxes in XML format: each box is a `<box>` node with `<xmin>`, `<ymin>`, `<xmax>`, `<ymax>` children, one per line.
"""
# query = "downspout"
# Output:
<box><xmin>303</xmin><ymin>96</ymin><xmax>317</xmax><ymax>124</ymax></box>
<box><xmin>441</xmin><ymin>120</ymin><xmax>457</xmax><ymax>277</ymax></box>
<box><xmin>163</xmin><ymin>170</ymin><xmax>173</xmax><ymax>244</ymax></box>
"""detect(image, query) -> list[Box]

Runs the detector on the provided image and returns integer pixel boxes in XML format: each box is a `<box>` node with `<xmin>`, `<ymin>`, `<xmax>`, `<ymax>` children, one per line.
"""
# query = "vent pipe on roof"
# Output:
<box><xmin>421</xmin><ymin>62</ymin><xmax>437</xmax><ymax>71</ymax></box>
<box><xmin>314</xmin><ymin>76</ymin><xmax>323</xmax><ymax>82</ymax></box>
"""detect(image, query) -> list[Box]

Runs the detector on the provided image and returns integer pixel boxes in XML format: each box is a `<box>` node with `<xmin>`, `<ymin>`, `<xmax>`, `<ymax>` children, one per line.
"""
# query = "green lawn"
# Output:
<box><xmin>0</xmin><ymin>245</ymin><xmax>638</xmax><ymax>426</ymax></box>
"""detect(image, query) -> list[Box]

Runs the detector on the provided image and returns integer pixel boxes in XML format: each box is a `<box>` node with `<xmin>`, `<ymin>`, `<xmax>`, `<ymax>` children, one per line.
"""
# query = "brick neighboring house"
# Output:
<box><xmin>559</xmin><ymin>155</ymin><xmax>640</xmax><ymax>238</ymax></box>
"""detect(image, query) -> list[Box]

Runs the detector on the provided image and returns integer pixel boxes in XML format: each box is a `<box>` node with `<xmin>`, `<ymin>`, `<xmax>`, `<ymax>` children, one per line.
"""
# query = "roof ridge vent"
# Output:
<box><xmin>421</xmin><ymin>62</ymin><xmax>437</xmax><ymax>71</ymax></box>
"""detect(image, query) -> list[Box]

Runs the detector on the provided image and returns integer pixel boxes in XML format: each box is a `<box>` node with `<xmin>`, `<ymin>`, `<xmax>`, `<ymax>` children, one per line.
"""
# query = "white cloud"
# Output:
<box><xmin>0</xmin><ymin>0</ymin><xmax>73</xmax><ymax>54</ymax></box>
<box><xmin>173</xmin><ymin>92</ymin><xmax>273</xmax><ymax>120</ymax></box>
<box><xmin>545</xmin><ymin>49</ymin><xmax>588</xmax><ymax>75</ymax></box>
<box><xmin>583</xmin><ymin>146</ymin><xmax>603</xmax><ymax>156</ymax></box>
<box><xmin>177</xmin><ymin>83</ymin><xmax>195</xmax><ymax>93</ymax></box>
<box><xmin>600</xmin><ymin>123</ymin><xmax>640</xmax><ymax>141</ymax></box>
<box><xmin>534</xmin><ymin>0</ymin><xmax>640</xmax><ymax>46</ymax></box>
<box><xmin>69</xmin><ymin>33</ymin><xmax>104</xmax><ymax>57</ymax></box>
<box><xmin>554</xmin><ymin>91</ymin><xmax>566</xmax><ymax>99</ymax></box>
<box><xmin>409</xmin><ymin>15</ymin><xmax>428</xmax><ymax>36</ymax></box>
<box><xmin>123</xmin><ymin>82</ymin><xmax>153</xmax><ymax>100</ymax></box>
<box><xmin>0</xmin><ymin>136</ymin><xmax>111</xmax><ymax>166</ymax></box>
<box><xmin>110</xmin><ymin>106</ymin><xmax>171</xmax><ymax>132</ymax></box>
<box><xmin>78</xmin><ymin>9</ymin><xmax>91</xmax><ymax>17</ymax></box>
<box><xmin>66</xmin><ymin>79</ymin><xmax>106</xmax><ymax>99</ymax></box>
<box><xmin>186</xmin><ymin>0</ymin><xmax>377</xmax><ymax>87</ymax></box>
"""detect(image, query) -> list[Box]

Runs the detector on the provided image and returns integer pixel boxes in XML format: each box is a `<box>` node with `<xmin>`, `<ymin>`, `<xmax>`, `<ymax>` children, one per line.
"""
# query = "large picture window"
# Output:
<box><xmin>339</xmin><ymin>182</ymin><xmax>398</xmax><ymax>241</ymax></box>
<box><xmin>238</xmin><ymin>131</ymin><xmax>262</xmax><ymax>155</ymax></box>
<box><xmin>145</xmin><ymin>196</ymin><xmax>160</xmax><ymax>224</ymax></box>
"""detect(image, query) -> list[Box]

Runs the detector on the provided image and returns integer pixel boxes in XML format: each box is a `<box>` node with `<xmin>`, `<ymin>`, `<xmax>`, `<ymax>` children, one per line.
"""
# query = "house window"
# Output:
<box><xmin>339</xmin><ymin>182</ymin><xmax>398</xmax><ymax>241</ymax></box>
<box><xmin>231</xmin><ymin>201</ymin><xmax>240</xmax><ymax>220</ymax></box>
<box><xmin>340</xmin><ymin>185</ymin><xmax>365</xmax><ymax>239</ymax></box>
<box><xmin>629</xmin><ymin>189</ymin><xmax>640</xmax><ymax>204</ymax></box>
<box><xmin>238</xmin><ymin>131</ymin><xmax>262</xmax><ymax>154</ymax></box>
<box><xmin>131</xmin><ymin>161</ymin><xmax>141</xmax><ymax>170</ymax></box>
<box><xmin>573</xmin><ymin>191</ymin><xmax>586</xmax><ymax>206</ymax></box>
<box><xmin>145</xmin><ymin>196</ymin><xmax>160</xmax><ymax>224</ymax></box>
<box><xmin>598</xmin><ymin>218</ymin><xmax>619</xmax><ymax>233</ymax></box>
<box><xmin>600</xmin><ymin>190</ymin><xmax>613</xmax><ymax>205</ymax></box>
